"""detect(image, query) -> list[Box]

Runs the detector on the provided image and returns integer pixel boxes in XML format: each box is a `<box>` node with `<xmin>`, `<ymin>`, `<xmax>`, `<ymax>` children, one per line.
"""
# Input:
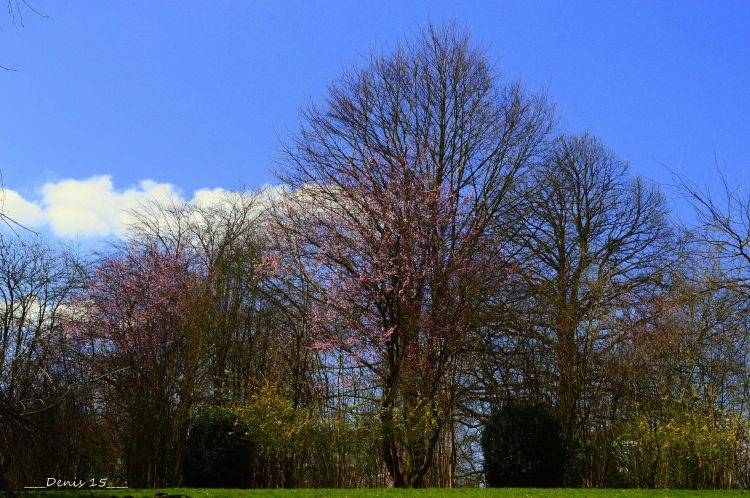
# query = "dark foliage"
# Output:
<box><xmin>182</xmin><ymin>407</ymin><xmax>252</xmax><ymax>488</ymax></box>
<box><xmin>482</xmin><ymin>402</ymin><xmax>565</xmax><ymax>487</ymax></box>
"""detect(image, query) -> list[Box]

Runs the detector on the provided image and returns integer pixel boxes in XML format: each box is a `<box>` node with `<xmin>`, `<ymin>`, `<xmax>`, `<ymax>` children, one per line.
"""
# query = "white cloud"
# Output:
<box><xmin>0</xmin><ymin>175</ymin><xmax>284</xmax><ymax>239</ymax></box>
<box><xmin>0</xmin><ymin>188</ymin><xmax>45</xmax><ymax>227</ymax></box>
<box><xmin>191</xmin><ymin>187</ymin><xmax>233</xmax><ymax>209</ymax></box>
<box><xmin>39</xmin><ymin>176</ymin><xmax>182</xmax><ymax>237</ymax></box>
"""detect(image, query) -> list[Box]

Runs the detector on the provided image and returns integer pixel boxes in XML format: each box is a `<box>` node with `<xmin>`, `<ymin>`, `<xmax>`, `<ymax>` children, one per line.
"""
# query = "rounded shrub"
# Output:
<box><xmin>183</xmin><ymin>406</ymin><xmax>252</xmax><ymax>488</ymax></box>
<box><xmin>481</xmin><ymin>401</ymin><xmax>564</xmax><ymax>487</ymax></box>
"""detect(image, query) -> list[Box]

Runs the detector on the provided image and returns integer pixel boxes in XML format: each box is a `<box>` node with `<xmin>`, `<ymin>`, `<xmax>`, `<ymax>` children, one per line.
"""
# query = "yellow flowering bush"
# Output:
<box><xmin>616</xmin><ymin>403</ymin><xmax>743</xmax><ymax>488</ymax></box>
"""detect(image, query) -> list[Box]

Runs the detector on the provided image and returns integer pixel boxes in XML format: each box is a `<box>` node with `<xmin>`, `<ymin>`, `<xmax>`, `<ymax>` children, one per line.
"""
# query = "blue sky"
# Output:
<box><xmin>1</xmin><ymin>1</ymin><xmax>749</xmax><ymax>237</ymax></box>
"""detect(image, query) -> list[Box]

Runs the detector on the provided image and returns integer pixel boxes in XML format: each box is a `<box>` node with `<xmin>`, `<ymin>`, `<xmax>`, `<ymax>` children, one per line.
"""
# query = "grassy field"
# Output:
<box><xmin>17</xmin><ymin>489</ymin><xmax>750</xmax><ymax>498</ymax></box>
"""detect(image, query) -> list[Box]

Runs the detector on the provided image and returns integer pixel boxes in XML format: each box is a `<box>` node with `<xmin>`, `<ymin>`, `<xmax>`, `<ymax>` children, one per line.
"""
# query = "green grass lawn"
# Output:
<box><xmin>17</xmin><ymin>489</ymin><xmax>750</xmax><ymax>498</ymax></box>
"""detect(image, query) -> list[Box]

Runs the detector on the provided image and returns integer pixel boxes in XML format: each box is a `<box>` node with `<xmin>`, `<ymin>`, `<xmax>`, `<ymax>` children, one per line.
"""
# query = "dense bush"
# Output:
<box><xmin>233</xmin><ymin>385</ymin><xmax>316</xmax><ymax>487</ymax></box>
<box><xmin>481</xmin><ymin>401</ymin><xmax>565</xmax><ymax>487</ymax></box>
<box><xmin>183</xmin><ymin>406</ymin><xmax>252</xmax><ymax>488</ymax></box>
<box><xmin>614</xmin><ymin>404</ymin><xmax>745</xmax><ymax>489</ymax></box>
<box><xmin>230</xmin><ymin>384</ymin><xmax>389</xmax><ymax>488</ymax></box>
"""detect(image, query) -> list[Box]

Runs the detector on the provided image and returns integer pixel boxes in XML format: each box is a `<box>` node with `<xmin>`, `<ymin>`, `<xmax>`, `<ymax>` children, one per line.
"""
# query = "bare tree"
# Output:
<box><xmin>677</xmin><ymin>169</ymin><xmax>750</xmax><ymax>296</ymax></box>
<box><xmin>492</xmin><ymin>133</ymin><xmax>672</xmax><ymax>483</ymax></box>
<box><xmin>0</xmin><ymin>235</ymin><xmax>84</xmax><ymax>497</ymax></box>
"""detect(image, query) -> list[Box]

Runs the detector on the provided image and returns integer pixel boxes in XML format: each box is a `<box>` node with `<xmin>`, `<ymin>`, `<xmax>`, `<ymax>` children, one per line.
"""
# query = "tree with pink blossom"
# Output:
<box><xmin>66</xmin><ymin>243</ymin><xmax>204</xmax><ymax>487</ymax></box>
<box><xmin>274</xmin><ymin>23</ymin><xmax>553</xmax><ymax>487</ymax></box>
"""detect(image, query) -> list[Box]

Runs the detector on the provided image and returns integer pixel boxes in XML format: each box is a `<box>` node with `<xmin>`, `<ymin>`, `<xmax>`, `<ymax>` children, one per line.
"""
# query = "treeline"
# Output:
<box><xmin>2</xmin><ymin>23</ymin><xmax>750</xmax><ymax>493</ymax></box>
